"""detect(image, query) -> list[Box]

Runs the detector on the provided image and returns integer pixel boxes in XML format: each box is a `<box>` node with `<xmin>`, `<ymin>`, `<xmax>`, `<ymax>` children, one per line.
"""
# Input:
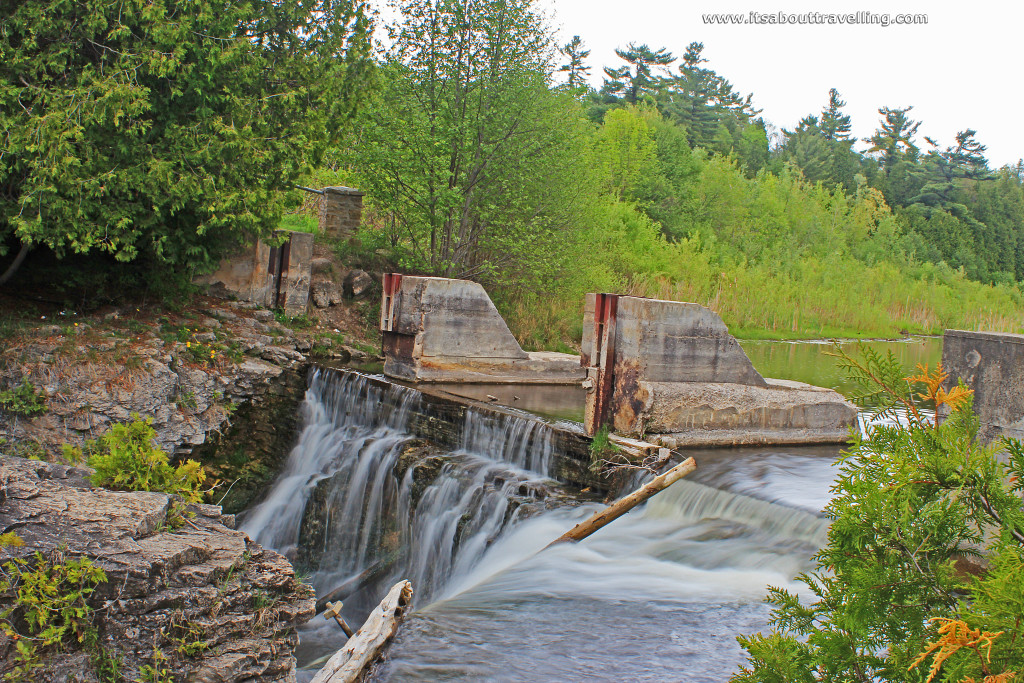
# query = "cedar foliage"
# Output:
<box><xmin>732</xmin><ymin>347</ymin><xmax>1024</xmax><ymax>682</ymax></box>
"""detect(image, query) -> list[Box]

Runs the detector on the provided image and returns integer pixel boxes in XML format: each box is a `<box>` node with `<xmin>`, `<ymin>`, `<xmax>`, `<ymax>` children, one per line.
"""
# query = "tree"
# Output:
<box><xmin>819</xmin><ymin>88</ymin><xmax>852</xmax><ymax>141</ymax></box>
<box><xmin>865</xmin><ymin>106</ymin><xmax>922</xmax><ymax>170</ymax></box>
<box><xmin>558</xmin><ymin>35</ymin><xmax>591</xmax><ymax>90</ymax></box>
<box><xmin>734</xmin><ymin>347</ymin><xmax>1024</xmax><ymax>682</ymax></box>
<box><xmin>660</xmin><ymin>42</ymin><xmax>759</xmax><ymax>149</ymax></box>
<box><xmin>0</xmin><ymin>0</ymin><xmax>373</xmax><ymax>287</ymax></box>
<box><xmin>601</xmin><ymin>43</ymin><xmax>676</xmax><ymax>104</ymax></box>
<box><xmin>353</xmin><ymin>0</ymin><xmax>598</xmax><ymax>290</ymax></box>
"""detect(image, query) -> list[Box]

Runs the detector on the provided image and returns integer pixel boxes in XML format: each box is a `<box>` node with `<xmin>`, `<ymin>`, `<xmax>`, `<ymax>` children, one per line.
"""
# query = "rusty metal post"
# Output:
<box><xmin>583</xmin><ymin>293</ymin><xmax>618</xmax><ymax>436</ymax></box>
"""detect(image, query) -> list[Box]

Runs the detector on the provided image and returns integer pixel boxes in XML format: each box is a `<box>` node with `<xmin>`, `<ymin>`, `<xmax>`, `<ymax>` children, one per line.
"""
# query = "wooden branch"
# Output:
<box><xmin>311</xmin><ymin>580</ymin><xmax>414</xmax><ymax>683</ymax></box>
<box><xmin>545</xmin><ymin>457</ymin><xmax>697</xmax><ymax>548</ymax></box>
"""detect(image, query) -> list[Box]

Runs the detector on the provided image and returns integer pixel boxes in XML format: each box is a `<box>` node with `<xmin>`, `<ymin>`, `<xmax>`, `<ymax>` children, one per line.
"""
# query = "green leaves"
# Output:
<box><xmin>1</xmin><ymin>0</ymin><xmax>374</xmax><ymax>281</ymax></box>
<box><xmin>733</xmin><ymin>347</ymin><xmax>1024</xmax><ymax>681</ymax></box>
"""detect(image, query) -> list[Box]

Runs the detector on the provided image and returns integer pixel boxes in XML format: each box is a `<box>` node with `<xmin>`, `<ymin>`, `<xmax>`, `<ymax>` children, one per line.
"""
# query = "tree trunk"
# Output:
<box><xmin>546</xmin><ymin>457</ymin><xmax>696</xmax><ymax>548</ymax></box>
<box><xmin>0</xmin><ymin>241</ymin><xmax>30</xmax><ymax>287</ymax></box>
<box><xmin>311</xmin><ymin>580</ymin><xmax>414</xmax><ymax>683</ymax></box>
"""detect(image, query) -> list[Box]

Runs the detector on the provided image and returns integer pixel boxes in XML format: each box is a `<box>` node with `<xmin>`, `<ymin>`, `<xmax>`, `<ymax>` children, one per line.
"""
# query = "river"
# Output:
<box><xmin>240</xmin><ymin>337</ymin><xmax>941</xmax><ymax>681</ymax></box>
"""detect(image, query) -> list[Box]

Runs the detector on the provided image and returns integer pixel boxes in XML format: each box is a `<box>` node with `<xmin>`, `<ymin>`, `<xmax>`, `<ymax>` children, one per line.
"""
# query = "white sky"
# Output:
<box><xmin>539</xmin><ymin>0</ymin><xmax>1024</xmax><ymax>168</ymax></box>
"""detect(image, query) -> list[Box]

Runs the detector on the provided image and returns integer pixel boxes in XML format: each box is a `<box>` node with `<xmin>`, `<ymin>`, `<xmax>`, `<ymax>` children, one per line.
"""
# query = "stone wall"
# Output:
<box><xmin>318</xmin><ymin>186</ymin><xmax>364</xmax><ymax>241</ymax></box>
<box><xmin>941</xmin><ymin>330</ymin><xmax>1024</xmax><ymax>442</ymax></box>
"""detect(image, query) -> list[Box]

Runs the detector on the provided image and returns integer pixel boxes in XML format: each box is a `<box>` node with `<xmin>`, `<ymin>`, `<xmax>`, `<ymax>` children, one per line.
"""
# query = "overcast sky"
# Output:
<box><xmin>539</xmin><ymin>0</ymin><xmax>1024</xmax><ymax>168</ymax></box>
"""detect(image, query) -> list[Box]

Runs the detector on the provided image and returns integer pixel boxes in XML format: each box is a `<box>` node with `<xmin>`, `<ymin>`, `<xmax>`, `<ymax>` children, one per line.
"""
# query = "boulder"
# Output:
<box><xmin>311</xmin><ymin>280</ymin><xmax>342</xmax><ymax>308</ymax></box>
<box><xmin>344</xmin><ymin>270</ymin><xmax>374</xmax><ymax>299</ymax></box>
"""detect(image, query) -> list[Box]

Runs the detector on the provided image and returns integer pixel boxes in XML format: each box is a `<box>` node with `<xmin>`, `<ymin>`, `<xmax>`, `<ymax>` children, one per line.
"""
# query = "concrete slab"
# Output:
<box><xmin>380</xmin><ymin>275</ymin><xmax>585</xmax><ymax>384</ymax></box>
<box><xmin>941</xmin><ymin>330</ymin><xmax>1024</xmax><ymax>442</ymax></box>
<box><xmin>582</xmin><ymin>294</ymin><xmax>857</xmax><ymax>442</ymax></box>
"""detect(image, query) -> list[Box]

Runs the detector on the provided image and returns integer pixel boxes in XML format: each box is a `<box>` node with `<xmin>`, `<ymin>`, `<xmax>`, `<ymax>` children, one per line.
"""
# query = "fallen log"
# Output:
<box><xmin>311</xmin><ymin>580</ymin><xmax>414</xmax><ymax>683</ymax></box>
<box><xmin>545</xmin><ymin>457</ymin><xmax>696</xmax><ymax>548</ymax></box>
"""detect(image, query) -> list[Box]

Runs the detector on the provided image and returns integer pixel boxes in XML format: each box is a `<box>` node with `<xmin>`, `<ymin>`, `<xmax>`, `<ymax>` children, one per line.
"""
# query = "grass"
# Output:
<box><xmin>277</xmin><ymin>213</ymin><xmax>319</xmax><ymax>235</ymax></box>
<box><xmin>499</xmin><ymin>255</ymin><xmax>1024</xmax><ymax>350</ymax></box>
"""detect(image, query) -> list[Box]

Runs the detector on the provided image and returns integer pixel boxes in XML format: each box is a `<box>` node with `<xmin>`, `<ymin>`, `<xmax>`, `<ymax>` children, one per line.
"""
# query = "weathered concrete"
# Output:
<box><xmin>581</xmin><ymin>294</ymin><xmax>857</xmax><ymax>443</ymax></box>
<box><xmin>638</xmin><ymin>379</ymin><xmax>857</xmax><ymax>447</ymax></box>
<box><xmin>941</xmin><ymin>330</ymin><xmax>1024</xmax><ymax>442</ymax></box>
<box><xmin>318</xmin><ymin>186</ymin><xmax>364</xmax><ymax>241</ymax></box>
<box><xmin>196</xmin><ymin>231</ymin><xmax>312</xmax><ymax>315</ymax></box>
<box><xmin>380</xmin><ymin>275</ymin><xmax>585</xmax><ymax>384</ymax></box>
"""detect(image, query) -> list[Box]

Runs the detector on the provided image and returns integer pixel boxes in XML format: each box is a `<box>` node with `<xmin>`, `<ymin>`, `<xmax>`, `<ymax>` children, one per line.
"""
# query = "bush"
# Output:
<box><xmin>0</xmin><ymin>547</ymin><xmax>107</xmax><ymax>680</ymax></box>
<box><xmin>67</xmin><ymin>417</ymin><xmax>206</xmax><ymax>504</ymax></box>
<box><xmin>0</xmin><ymin>380</ymin><xmax>47</xmax><ymax>417</ymax></box>
<box><xmin>733</xmin><ymin>346</ymin><xmax>1024</xmax><ymax>682</ymax></box>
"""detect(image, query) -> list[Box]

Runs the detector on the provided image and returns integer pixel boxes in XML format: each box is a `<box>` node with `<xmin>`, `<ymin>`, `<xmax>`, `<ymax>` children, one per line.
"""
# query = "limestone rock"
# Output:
<box><xmin>0</xmin><ymin>457</ymin><xmax>314</xmax><ymax>682</ymax></box>
<box><xmin>310</xmin><ymin>280</ymin><xmax>342</xmax><ymax>308</ymax></box>
<box><xmin>310</xmin><ymin>257</ymin><xmax>334</xmax><ymax>276</ymax></box>
<box><xmin>343</xmin><ymin>270</ymin><xmax>374</xmax><ymax>299</ymax></box>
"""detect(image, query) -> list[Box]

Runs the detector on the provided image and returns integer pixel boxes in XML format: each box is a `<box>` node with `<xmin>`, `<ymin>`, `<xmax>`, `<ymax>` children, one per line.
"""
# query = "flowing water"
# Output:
<box><xmin>241</xmin><ymin>339</ymin><xmax>941</xmax><ymax>681</ymax></box>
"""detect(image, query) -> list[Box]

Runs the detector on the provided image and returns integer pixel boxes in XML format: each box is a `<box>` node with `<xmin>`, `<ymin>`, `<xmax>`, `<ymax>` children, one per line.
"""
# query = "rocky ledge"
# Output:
<box><xmin>0</xmin><ymin>456</ymin><xmax>314</xmax><ymax>682</ymax></box>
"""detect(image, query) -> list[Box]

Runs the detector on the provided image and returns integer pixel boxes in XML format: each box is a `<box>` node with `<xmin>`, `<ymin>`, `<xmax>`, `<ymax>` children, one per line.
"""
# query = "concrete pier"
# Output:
<box><xmin>377</xmin><ymin>275</ymin><xmax>857</xmax><ymax>446</ymax></box>
<box><xmin>941</xmin><ymin>330</ymin><xmax>1024</xmax><ymax>442</ymax></box>
<box><xmin>581</xmin><ymin>293</ymin><xmax>857</xmax><ymax>444</ymax></box>
<box><xmin>379</xmin><ymin>274</ymin><xmax>584</xmax><ymax>384</ymax></box>
<box><xmin>195</xmin><ymin>230</ymin><xmax>313</xmax><ymax>315</ymax></box>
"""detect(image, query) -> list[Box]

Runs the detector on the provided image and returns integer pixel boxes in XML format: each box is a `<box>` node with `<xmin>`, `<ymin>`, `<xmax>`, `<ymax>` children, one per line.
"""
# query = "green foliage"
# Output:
<box><xmin>733</xmin><ymin>346</ymin><xmax>1024</xmax><ymax>682</ymax></box>
<box><xmin>138</xmin><ymin>649</ymin><xmax>173</xmax><ymax>683</ymax></box>
<box><xmin>348</xmin><ymin>0</ymin><xmax>600</xmax><ymax>291</ymax></box>
<box><xmin>1</xmin><ymin>0</ymin><xmax>373</xmax><ymax>281</ymax></box>
<box><xmin>79</xmin><ymin>417</ymin><xmax>206</xmax><ymax>505</ymax></box>
<box><xmin>0</xmin><ymin>380</ymin><xmax>47</xmax><ymax>417</ymax></box>
<box><xmin>0</xmin><ymin>549</ymin><xmax>107</xmax><ymax>680</ymax></box>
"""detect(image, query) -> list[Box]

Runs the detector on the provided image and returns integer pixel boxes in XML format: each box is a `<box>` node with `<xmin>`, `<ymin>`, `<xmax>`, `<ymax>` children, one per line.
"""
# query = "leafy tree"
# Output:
<box><xmin>734</xmin><ymin>347</ymin><xmax>1024</xmax><ymax>682</ymax></box>
<box><xmin>558</xmin><ymin>35</ymin><xmax>591</xmax><ymax>90</ymax></box>
<box><xmin>601</xmin><ymin>42</ymin><xmax>676</xmax><ymax>104</ymax></box>
<box><xmin>351</xmin><ymin>0</ymin><xmax>598</xmax><ymax>290</ymax></box>
<box><xmin>0</xmin><ymin>0</ymin><xmax>373</xmax><ymax>286</ymax></box>
<box><xmin>865</xmin><ymin>106</ymin><xmax>922</xmax><ymax>171</ymax></box>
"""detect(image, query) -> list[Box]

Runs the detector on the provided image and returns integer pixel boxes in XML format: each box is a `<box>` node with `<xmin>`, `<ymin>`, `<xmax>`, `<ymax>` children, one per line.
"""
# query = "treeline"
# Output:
<box><xmin>320</xmin><ymin>0</ymin><xmax>1022</xmax><ymax>344</ymax></box>
<box><xmin>4</xmin><ymin>0</ymin><xmax>1021</xmax><ymax>343</ymax></box>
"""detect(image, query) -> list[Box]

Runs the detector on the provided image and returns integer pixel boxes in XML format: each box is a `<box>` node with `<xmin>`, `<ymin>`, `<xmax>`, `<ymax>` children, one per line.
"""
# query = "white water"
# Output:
<box><xmin>242</xmin><ymin>368</ymin><xmax>838</xmax><ymax>681</ymax></box>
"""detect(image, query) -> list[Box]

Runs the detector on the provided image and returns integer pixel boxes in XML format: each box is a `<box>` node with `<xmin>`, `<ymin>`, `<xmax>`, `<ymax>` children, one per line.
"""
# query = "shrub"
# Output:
<box><xmin>0</xmin><ymin>380</ymin><xmax>47</xmax><ymax>417</ymax></box>
<box><xmin>68</xmin><ymin>417</ymin><xmax>206</xmax><ymax>504</ymax></box>
<box><xmin>0</xmin><ymin>547</ymin><xmax>107</xmax><ymax>680</ymax></box>
<box><xmin>733</xmin><ymin>345</ymin><xmax>1024</xmax><ymax>682</ymax></box>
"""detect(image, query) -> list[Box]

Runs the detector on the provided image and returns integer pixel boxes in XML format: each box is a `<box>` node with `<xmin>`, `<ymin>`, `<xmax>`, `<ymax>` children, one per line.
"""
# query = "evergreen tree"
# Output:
<box><xmin>601</xmin><ymin>43</ymin><xmax>675</xmax><ymax>104</ymax></box>
<box><xmin>819</xmin><ymin>88</ymin><xmax>852</xmax><ymax>141</ymax></box>
<box><xmin>865</xmin><ymin>106</ymin><xmax>922</xmax><ymax>170</ymax></box>
<box><xmin>0</xmin><ymin>0</ymin><xmax>374</xmax><ymax>287</ymax></box>
<box><xmin>558</xmin><ymin>35</ymin><xmax>591</xmax><ymax>90</ymax></box>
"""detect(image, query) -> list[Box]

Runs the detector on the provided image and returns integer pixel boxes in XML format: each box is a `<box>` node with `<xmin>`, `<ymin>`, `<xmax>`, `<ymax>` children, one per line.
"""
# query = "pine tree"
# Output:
<box><xmin>601</xmin><ymin>43</ymin><xmax>675</xmax><ymax>104</ymax></box>
<box><xmin>558</xmin><ymin>35</ymin><xmax>591</xmax><ymax>90</ymax></box>
<box><xmin>819</xmin><ymin>88</ymin><xmax>852</xmax><ymax>141</ymax></box>
<box><xmin>865</xmin><ymin>106</ymin><xmax>922</xmax><ymax>170</ymax></box>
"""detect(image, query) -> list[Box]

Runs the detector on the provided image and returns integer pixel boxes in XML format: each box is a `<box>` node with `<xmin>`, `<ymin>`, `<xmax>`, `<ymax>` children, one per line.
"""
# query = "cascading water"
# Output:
<box><xmin>241</xmin><ymin>368</ymin><xmax>840</xmax><ymax>681</ymax></box>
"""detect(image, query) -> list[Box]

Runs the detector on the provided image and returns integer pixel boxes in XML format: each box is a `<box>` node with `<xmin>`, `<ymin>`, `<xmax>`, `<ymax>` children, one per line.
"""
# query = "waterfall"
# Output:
<box><xmin>241</xmin><ymin>368</ymin><xmax>566</xmax><ymax>607</ymax></box>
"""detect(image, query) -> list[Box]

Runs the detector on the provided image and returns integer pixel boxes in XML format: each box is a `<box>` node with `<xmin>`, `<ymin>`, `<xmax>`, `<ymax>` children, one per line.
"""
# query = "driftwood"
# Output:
<box><xmin>323</xmin><ymin>601</ymin><xmax>355</xmax><ymax>637</ymax></box>
<box><xmin>311</xmin><ymin>580</ymin><xmax>414</xmax><ymax>683</ymax></box>
<box><xmin>545</xmin><ymin>457</ymin><xmax>697</xmax><ymax>548</ymax></box>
